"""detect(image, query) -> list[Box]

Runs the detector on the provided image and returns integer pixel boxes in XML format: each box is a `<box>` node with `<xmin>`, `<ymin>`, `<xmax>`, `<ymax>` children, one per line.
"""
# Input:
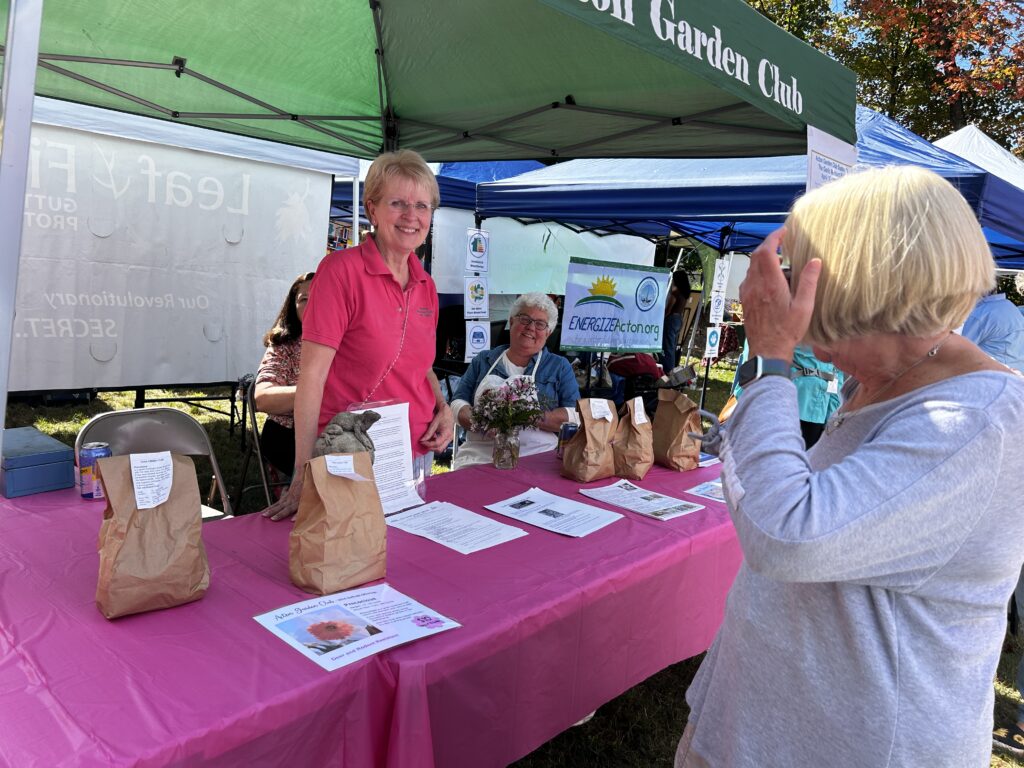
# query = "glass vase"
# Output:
<box><xmin>492</xmin><ymin>429</ymin><xmax>521</xmax><ymax>470</ymax></box>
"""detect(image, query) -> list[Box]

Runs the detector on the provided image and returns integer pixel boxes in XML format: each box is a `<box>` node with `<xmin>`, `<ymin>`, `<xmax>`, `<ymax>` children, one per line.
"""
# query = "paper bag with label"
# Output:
<box><xmin>562</xmin><ymin>398</ymin><xmax>618</xmax><ymax>483</ymax></box>
<box><xmin>290</xmin><ymin>452</ymin><xmax>386</xmax><ymax>595</ymax></box>
<box><xmin>95</xmin><ymin>454</ymin><xmax>210</xmax><ymax>619</ymax></box>
<box><xmin>652</xmin><ymin>389</ymin><xmax>704</xmax><ymax>471</ymax></box>
<box><xmin>614</xmin><ymin>397</ymin><xmax>654</xmax><ymax>481</ymax></box>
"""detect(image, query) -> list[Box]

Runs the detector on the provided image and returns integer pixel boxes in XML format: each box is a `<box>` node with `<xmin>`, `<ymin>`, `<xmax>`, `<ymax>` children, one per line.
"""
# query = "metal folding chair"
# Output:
<box><xmin>75</xmin><ymin>407</ymin><xmax>232</xmax><ymax>521</ymax></box>
<box><xmin>235</xmin><ymin>376</ymin><xmax>284</xmax><ymax>509</ymax></box>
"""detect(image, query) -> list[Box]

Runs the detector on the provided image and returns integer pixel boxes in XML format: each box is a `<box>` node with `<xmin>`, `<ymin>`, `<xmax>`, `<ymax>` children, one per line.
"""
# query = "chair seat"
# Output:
<box><xmin>201</xmin><ymin>504</ymin><xmax>230</xmax><ymax>522</ymax></box>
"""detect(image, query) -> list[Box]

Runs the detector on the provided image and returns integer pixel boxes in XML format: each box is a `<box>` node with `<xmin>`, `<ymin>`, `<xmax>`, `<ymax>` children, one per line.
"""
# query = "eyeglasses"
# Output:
<box><xmin>384</xmin><ymin>199</ymin><xmax>434</xmax><ymax>214</ymax></box>
<box><xmin>513</xmin><ymin>314</ymin><xmax>550</xmax><ymax>332</ymax></box>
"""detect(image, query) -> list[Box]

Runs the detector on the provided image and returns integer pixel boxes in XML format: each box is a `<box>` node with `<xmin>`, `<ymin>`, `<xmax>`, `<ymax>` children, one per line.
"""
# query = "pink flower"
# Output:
<box><xmin>308</xmin><ymin>620</ymin><xmax>355</xmax><ymax>641</ymax></box>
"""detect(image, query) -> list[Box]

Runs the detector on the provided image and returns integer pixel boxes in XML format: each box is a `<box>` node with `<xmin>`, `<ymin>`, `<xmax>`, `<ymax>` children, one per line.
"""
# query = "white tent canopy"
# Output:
<box><xmin>935</xmin><ymin>125</ymin><xmax>1024</xmax><ymax>191</ymax></box>
<box><xmin>33</xmin><ymin>97</ymin><xmax>359</xmax><ymax>178</ymax></box>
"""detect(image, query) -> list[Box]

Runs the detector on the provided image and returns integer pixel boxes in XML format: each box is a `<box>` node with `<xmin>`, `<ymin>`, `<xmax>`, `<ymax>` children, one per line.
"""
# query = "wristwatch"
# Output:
<box><xmin>737</xmin><ymin>356</ymin><xmax>792</xmax><ymax>387</ymax></box>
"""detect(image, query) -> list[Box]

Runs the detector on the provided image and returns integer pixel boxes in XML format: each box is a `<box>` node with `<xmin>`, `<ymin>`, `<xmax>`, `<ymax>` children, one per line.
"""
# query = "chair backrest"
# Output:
<box><xmin>76</xmin><ymin>407</ymin><xmax>232</xmax><ymax>516</ymax></box>
<box><xmin>243</xmin><ymin>376</ymin><xmax>274</xmax><ymax>506</ymax></box>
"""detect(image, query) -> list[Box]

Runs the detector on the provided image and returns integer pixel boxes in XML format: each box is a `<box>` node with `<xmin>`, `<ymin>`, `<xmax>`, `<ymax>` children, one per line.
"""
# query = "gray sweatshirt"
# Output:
<box><xmin>685</xmin><ymin>371</ymin><xmax>1024</xmax><ymax>767</ymax></box>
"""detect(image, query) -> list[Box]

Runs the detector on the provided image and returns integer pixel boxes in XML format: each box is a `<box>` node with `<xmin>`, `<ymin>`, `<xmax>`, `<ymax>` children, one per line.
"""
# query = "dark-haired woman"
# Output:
<box><xmin>254</xmin><ymin>271</ymin><xmax>314</xmax><ymax>474</ymax></box>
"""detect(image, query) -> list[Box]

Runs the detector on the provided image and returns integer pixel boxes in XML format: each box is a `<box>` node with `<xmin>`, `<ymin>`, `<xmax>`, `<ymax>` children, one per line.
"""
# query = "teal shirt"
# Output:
<box><xmin>733</xmin><ymin>343</ymin><xmax>843</xmax><ymax>425</ymax></box>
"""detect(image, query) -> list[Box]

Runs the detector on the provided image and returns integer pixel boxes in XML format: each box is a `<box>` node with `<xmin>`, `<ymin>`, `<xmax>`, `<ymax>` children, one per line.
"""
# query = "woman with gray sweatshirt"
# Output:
<box><xmin>676</xmin><ymin>166</ymin><xmax>1024</xmax><ymax>768</ymax></box>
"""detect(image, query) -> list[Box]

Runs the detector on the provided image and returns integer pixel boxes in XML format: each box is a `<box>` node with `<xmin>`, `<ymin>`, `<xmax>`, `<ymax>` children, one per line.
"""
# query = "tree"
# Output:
<box><xmin>842</xmin><ymin>0</ymin><xmax>1024</xmax><ymax>149</ymax></box>
<box><xmin>744</xmin><ymin>0</ymin><xmax>1024</xmax><ymax>155</ymax></box>
<box><xmin>744</xmin><ymin>0</ymin><xmax>840</xmax><ymax>47</ymax></box>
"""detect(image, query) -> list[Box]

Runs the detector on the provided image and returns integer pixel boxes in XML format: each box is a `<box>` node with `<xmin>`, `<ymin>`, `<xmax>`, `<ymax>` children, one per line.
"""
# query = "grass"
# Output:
<box><xmin>7</xmin><ymin>359</ymin><xmax>1020</xmax><ymax>767</ymax></box>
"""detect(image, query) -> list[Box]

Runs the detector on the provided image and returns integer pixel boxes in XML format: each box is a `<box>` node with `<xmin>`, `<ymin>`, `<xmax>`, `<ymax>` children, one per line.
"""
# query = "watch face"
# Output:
<box><xmin>737</xmin><ymin>358</ymin><xmax>759</xmax><ymax>387</ymax></box>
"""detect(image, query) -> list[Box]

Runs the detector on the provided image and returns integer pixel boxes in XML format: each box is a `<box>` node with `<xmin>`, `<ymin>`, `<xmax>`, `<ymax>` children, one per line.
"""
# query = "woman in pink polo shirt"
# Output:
<box><xmin>262</xmin><ymin>150</ymin><xmax>453</xmax><ymax>520</ymax></box>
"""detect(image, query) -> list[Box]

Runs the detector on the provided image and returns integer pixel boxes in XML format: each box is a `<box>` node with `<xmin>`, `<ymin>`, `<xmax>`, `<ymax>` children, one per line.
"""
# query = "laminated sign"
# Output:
<box><xmin>704</xmin><ymin>326</ymin><xmax>721</xmax><ymax>359</ymax></box>
<box><xmin>561</xmin><ymin>258</ymin><xmax>670</xmax><ymax>353</ymax></box>
<box><xmin>464</xmin><ymin>320</ymin><xmax>491</xmax><ymax>362</ymax></box>
<box><xmin>464</xmin><ymin>276</ymin><xmax>489</xmax><ymax>320</ymax></box>
<box><xmin>465</xmin><ymin>228</ymin><xmax>490</xmax><ymax>273</ymax></box>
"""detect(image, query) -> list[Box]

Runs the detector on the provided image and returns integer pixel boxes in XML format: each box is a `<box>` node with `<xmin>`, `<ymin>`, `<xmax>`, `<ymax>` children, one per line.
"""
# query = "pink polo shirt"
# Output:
<box><xmin>302</xmin><ymin>237</ymin><xmax>439</xmax><ymax>453</ymax></box>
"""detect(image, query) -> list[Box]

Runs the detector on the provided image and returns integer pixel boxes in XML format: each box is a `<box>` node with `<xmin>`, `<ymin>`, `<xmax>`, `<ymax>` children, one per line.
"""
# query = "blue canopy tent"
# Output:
<box><xmin>673</xmin><ymin>220</ymin><xmax>1024</xmax><ymax>269</ymax></box>
<box><xmin>476</xmin><ymin>107</ymin><xmax>1024</xmax><ymax>263</ymax></box>
<box><xmin>329</xmin><ymin>160</ymin><xmax>544</xmax><ymax>219</ymax></box>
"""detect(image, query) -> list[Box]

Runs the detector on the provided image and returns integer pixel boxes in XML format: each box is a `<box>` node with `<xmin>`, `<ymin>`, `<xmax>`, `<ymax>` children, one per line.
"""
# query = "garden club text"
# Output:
<box><xmin>580</xmin><ymin>0</ymin><xmax>804</xmax><ymax>115</ymax></box>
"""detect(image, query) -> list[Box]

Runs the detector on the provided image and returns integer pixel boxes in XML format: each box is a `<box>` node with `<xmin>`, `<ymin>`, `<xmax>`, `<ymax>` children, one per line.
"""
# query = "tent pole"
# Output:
<box><xmin>352</xmin><ymin>176</ymin><xmax>360</xmax><ymax>246</ymax></box>
<box><xmin>0</xmin><ymin>0</ymin><xmax>44</xmax><ymax>459</ymax></box>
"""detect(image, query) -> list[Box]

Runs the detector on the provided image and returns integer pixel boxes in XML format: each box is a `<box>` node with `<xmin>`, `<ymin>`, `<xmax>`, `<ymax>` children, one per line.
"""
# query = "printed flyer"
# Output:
<box><xmin>580</xmin><ymin>479</ymin><xmax>705</xmax><ymax>522</ymax></box>
<box><xmin>686</xmin><ymin>478</ymin><xmax>725</xmax><ymax>503</ymax></box>
<box><xmin>254</xmin><ymin>584</ymin><xmax>459</xmax><ymax>671</ymax></box>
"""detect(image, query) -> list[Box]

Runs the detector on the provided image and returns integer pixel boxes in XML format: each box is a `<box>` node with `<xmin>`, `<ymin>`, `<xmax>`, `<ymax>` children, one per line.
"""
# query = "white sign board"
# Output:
<box><xmin>465</xmin><ymin>228</ymin><xmax>490</xmax><ymax>273</ymax></box>
<box><xmin>704</xmin><ymin>326</ymin><xmax>721</xmax><ymax>359</ymax></box>
<box><xmin>561</xmin><ymin>258</ymin><xmax>670</xmax><ymax>353</ymax></box>
<box><xmin>709</xmin><ymin>257</ymin><xmax>732</xmax><ymax>325</ymax></box>
<box><xmin>463</xmin><ymin>276</ymin><xmax>489</xmax><ymax>319</ymax></box>
<box><xmin>806</xmin><ymin>126</ymin><xmax>858</xmax><ymax>193</ymax></box>
<box><xmin>10</xmin><ymin>124</ymin><xmax>331</xmax><ymax>391</ymax></box>
<box><xmin>709</xmin><ymin>293</ymin><xmax>727</xmax><ymax>326</ymax></box>
<box><xmin>464</xmin><ymin>321</ymin><xmax>491</xmax><ymax>362</ymax></box>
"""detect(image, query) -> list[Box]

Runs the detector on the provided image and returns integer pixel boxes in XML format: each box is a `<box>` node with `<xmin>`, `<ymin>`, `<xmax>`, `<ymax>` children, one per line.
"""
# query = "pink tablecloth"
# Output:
<box><xmin>0</xmin><ymin>453</ymin><xmax>741</xmax><ymax>768</ymax></box>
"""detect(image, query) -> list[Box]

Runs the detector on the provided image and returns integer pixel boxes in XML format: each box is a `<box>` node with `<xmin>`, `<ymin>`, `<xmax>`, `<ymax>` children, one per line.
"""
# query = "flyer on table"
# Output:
<box><xmin>485</xmin><ymin>487</ymin><xmax>622</xmax><ymax>537</ymax></box>
<box><xmin>581</xmin><ymin>479</ymin><xmax>705</xmax><ymax>522</ymax></box>
<box><xmin>387</xmin><ymin>500</ymin><xmax>527</xmax><ymax>554</ymax></box>
<box><xmin>254</xmin><ymin>584</ymin><xmax>459</xmax><ymax>672</ymax></box>
<box><xmin>686</xmin><ymin>479</ymin><xmax>725</xmax><ymax>503</ymax></box>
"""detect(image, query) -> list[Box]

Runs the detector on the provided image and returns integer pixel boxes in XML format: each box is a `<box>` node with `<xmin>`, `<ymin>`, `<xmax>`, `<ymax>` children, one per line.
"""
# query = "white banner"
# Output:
<box><xmin>10</xmin><ymin>124</ymin><xmax>331</xmax><ymax>391</ymax></box>
<box><xmin>561</xmin><ymin>258</ymin><xmax>670</xmax><ymax>353</ymax></box>
<box><xmin>806</xmin><ymin>126</ymin><xmax>858</xmax><ymax>193</ymax></box>
<box><xmin>431</xmin><ymin>208</ymin><xmax>655</xmax><ymax>295</ymax></box>
<box><xmin>463</xmin><ymin>276</ymin><xmax>489</xmax><ymax>320</ymax></box>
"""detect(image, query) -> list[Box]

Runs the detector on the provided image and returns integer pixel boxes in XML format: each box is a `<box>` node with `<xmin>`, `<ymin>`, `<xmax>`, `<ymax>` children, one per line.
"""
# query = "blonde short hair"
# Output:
<box><xmin>364</xmin><ymin>149</ymin><xmax>439</xmax><ymax>209</ymax></box>
<box><xmin>786</xmin><ymin>165</ymin><xmax>994</xmax><ymax>345</ymax></box>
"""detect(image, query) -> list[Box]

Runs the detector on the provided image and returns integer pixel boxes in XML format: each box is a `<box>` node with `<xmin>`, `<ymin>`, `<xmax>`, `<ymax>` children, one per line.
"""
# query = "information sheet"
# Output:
<box><xmin>485</xmin><ymin>487</ymin><xmax>622</xmax><ymax>537</ymax></box>
<box><xmin>686</xmin><ymin>478</ymin><xmax>725</xmax><ymax>503</ymax></box>
<box><xmin>254</xmin><ymin>584</ymin><xmax>459</xmax><ymax>672</ymax></box>
<box><xmin>130</xmin><ymin>451</ymin><xmax>172</xmax><ymax>509</ymax></box>
<box><xmin>387</xmin><ymin>501</ymin><xmax>527</xmax><ymax>554</ymax></box>
<box><xmin>351</xmin><ymin>402</ymin><xmax>424</xmax><ymax>514</ymax></box>
<box><xmin>580</xmin><ymin>479</ymin><xmax>705</xmax><ymax>522</ymax></box>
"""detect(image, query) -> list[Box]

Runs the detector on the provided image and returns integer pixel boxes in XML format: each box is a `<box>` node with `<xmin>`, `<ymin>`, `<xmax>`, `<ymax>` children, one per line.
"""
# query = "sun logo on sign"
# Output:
<box><xmin>574</xmin><ymin>275</ymin><xmax>623</xmax><ymax>309</ymax></box>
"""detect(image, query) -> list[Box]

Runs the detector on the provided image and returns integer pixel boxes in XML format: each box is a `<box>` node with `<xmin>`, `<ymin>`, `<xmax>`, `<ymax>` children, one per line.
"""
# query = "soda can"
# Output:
<box><xmin>556</xmin><ymin>422</ymin><xmax>579</xmax><ymax>458</ymax></box>
<box><xmin>80</xmin><ymin>442</ymin><xmax>112</xmax><ymax>500</ymax></box>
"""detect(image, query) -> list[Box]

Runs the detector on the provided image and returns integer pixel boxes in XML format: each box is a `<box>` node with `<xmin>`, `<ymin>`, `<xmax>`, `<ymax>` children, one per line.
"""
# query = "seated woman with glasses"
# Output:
<box><xmin>450</xmin><ymin>292</ymin><xmax>580</xmax><ymax>469</ymax></box>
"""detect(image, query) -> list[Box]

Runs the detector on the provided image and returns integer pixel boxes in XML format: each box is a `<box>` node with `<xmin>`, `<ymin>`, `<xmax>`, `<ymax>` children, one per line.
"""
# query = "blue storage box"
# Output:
<box><xmin>1</xmin><ymin>427</ymin><xmax>75</xmax><ymax>498</ymax></box>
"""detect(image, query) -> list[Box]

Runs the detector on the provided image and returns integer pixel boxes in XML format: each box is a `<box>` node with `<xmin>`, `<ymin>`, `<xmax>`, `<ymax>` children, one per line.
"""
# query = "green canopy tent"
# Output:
<box><xmin>0</xmin><ymin>0</ymin><xmax>855</xmax><ymax>454</ymax></box>
<box><xmin>2</xmin><ymin>0</ymin><xmax>855</xmax><ymax>160</ymax></box>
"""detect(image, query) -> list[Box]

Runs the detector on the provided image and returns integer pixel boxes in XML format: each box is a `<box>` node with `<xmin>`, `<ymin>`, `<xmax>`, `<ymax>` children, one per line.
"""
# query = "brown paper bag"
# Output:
<box><xmin>290</xmin><ymin>453</ymin><xmax>386</xmax><ymax>595</ymax></box>
<box><xmin>614</xmin><ymin>396</ymin><xmax>654</xmax><ymax>481</ymax></box>
<box><xmin>95</xmin><ymin>454</ymin><xmax>210</xmax><ymax>619</ymax></box>
<box><xmin>652</xmin><ymin>389</ymin><xmax>704</xmax><ymax>471</ymax></box>
<box><xmin>562</xmin><ymin>398</ymin><xmax>618</xmax><ymax>483</ymax></box>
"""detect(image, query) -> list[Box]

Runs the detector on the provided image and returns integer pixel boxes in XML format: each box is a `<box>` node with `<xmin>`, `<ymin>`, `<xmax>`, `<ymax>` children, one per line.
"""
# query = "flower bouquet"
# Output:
<box><xmin>470</xmin><ymin>378</ymin><xmax>546</xmax><ymax>469</ymax></box>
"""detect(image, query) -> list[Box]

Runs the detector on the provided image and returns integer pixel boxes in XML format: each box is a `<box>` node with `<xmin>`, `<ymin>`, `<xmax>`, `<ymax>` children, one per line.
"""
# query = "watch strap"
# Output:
<box><xmin>738</xmin><ymin>356</ymin><xmax>792</xmax><ymax>387</ymax></box>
